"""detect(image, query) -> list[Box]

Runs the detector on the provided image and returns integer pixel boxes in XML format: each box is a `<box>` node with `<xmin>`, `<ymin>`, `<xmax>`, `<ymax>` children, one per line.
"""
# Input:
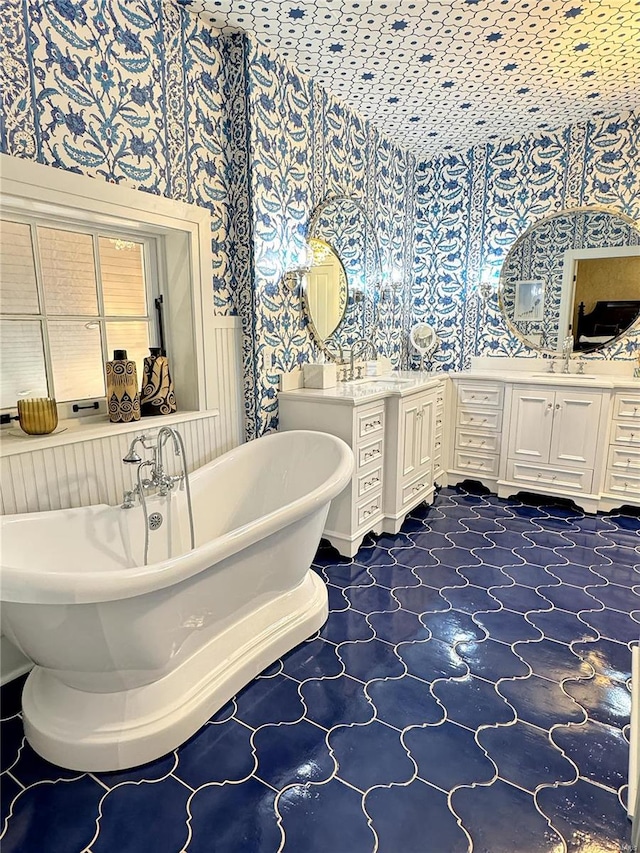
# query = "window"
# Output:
<box><xmin>0</xmin><ymin>215</ymin><xmax>160</xmax><ymax>414</ymax></box>
<box><xmin>1</xmin><ymin>154</ymin><xmax>218</xmax><ymax>423</ymax></box>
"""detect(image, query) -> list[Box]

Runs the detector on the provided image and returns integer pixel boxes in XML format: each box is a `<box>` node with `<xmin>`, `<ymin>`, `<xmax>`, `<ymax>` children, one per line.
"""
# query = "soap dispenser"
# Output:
<box><xmin>105</xmin><ymin>350</ymin><xmax>141</xmax><ymax>423</ymax></box>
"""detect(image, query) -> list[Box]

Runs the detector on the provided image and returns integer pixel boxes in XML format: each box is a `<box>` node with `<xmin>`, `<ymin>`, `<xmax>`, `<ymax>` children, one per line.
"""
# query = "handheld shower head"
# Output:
<box><xmin>123</xmin><ymin>435</ymin><xmax>145</xmax><ymax>464</ymax></box>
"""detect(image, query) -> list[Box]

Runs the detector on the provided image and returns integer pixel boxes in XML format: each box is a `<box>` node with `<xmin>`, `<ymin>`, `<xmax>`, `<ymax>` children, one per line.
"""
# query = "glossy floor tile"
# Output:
<box><xmin>1</xmin><ymin>485</ymin><xmax>638</xmax><ymax>852</ymax></box>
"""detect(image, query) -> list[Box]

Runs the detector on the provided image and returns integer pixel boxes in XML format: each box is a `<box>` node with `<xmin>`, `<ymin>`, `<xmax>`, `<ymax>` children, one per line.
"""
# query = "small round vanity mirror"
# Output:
<box><xmin>303</xmin><ymin>238</ymin><xmax>348</xmax><ymax>341</ymax></box>
<box><xmin>410</xmin><ymin>322</ymin><xmax>439</xmax><ymax>357</ymax></box>
<box><xmin>498</xmin><ymin>207</ymin><xmax>640</xmax><ymax>355</ymax></box>
<box><xmin>410</xmin><ymin>322</ymin><xmax>439</xmax><ymax>369</ymax></box>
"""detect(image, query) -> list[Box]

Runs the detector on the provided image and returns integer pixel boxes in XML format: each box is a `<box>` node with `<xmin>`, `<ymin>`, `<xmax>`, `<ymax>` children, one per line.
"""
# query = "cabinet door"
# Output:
<box><xmin>508</xmin><ymin>388</ymin><xmax>555</xmax><ymax>463</ymax></box>
<box><xmin>400</xmin><ymin>399</ymin><xmax>421</xmax><ymax>480</ymax></box>
<box><xmin>417</xmin><ymin>396</ymin><xmax>434</xmax><ymax>469</ymax></box>
<box><xmin>549</xmin><ymin>391</ymin><xmax>602</xmax><ymax>468</ymax></box>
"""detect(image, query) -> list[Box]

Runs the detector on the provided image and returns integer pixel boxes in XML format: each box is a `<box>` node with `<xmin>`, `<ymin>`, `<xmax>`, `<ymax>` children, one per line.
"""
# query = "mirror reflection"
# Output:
<box><xmin>304</xmin><ymin>238</ymin><xmax>348</xmax><ymax>341</ymax></box>
<box><xmin>306</xmin><ymin>196</ymin><xmax>381</xmax><ymax>356</ymax></box>
<box><xmin>499</xmin><ymin>208</ymin><xmax>640</xmax><ymax>354</ymax></box>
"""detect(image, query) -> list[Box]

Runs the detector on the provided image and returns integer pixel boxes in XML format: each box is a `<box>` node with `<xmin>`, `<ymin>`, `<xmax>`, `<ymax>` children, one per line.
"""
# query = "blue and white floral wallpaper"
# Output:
<box><xmin>412</xmin><ymin>109</ymin><xmax>640</xmax><ymax>371</ymax></box>
<box><xmin>0</xmin><ymin>0</ymin><xmax>247</xmax><ymax>314</ymax></box>
<box><xmin>1</xmin><ymin>0</ymin><xmax>639</xmax><ymax>438</ymax></box>
<box><xmin>243</xmin><ymin>41</ymin><xmax>415</xmax><ymax>433</ymax></box>
<box><xmin>1</xmin><ymin>0</ymin><xmax>414</xmax><ymax>437</ymax></box>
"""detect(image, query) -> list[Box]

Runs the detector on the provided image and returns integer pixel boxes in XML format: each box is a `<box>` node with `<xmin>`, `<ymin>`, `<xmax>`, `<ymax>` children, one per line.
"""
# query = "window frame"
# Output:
<box><xmin>0</xmin><ymin>154</ymin><xmax>217</xmax><ymax>424</ymax></box>
<box><xmin>1</xmin><ymin>211</ymin><xmax>163</xmax><ymax>417</ymax></box>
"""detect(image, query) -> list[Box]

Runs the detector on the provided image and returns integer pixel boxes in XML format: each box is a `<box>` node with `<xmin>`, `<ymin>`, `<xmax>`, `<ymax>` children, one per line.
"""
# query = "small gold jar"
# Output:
<box><xmin>17</xmin><ymin>398</ymin><xmax>58</xmax><ymax>435</ymax></box>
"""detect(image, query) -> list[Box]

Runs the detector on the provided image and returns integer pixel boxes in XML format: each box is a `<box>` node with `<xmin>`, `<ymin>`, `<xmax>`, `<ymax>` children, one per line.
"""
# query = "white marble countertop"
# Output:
<box><xmin>447</xmin><ymin>369</ymin><xmax>640</xmax><ymax>390</ymax></box>
<box><xmin>279</xmin><ymin>371</ymin><xmax>444</xmax><ymax>405</ymax></box>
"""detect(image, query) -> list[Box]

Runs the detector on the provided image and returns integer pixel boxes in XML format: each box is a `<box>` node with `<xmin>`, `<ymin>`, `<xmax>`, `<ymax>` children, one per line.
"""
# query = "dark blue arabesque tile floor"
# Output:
<box><xmin>2</xmin><ymin>485</ymin><xmax>639</xmax><ymax>852</ymax></box>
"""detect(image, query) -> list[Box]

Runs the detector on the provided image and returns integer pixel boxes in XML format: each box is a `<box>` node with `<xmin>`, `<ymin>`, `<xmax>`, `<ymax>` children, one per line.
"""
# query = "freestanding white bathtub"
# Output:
<box><xmin>0</xmin><ymin>430</ymin><xmax>353</xmax><ymax>771</ymax></box>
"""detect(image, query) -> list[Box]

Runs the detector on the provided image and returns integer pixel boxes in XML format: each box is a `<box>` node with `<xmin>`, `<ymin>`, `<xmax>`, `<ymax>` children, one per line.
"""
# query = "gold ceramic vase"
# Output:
<box><xmin>105</xmin><ymin>350</ymin><xmax>141</xmax><ymax>423</ymax></box>
<box><xmin>140</xmin><ymin>348</ymin><xmax>177</xmax><ymax>416</ymax></box>
<box><xmin>17</xmin><ymin>398</ymin><xmax>58</xmax><ymax>435</ymax></box>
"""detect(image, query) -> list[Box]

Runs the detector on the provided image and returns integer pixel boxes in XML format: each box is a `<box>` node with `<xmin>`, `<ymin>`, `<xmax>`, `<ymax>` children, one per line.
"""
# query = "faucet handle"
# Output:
<box><xmin>577</xmin><ymin>358</ymin><xmax>585</xmax><ymax>375</ymax></box>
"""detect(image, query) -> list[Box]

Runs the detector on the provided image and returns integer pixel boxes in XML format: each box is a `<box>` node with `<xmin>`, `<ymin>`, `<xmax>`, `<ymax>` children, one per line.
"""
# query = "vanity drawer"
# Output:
<box><xmin>401</xmin><ymin>472</ymin><xmax>433</xmax><ymax>507</ymax></box>
<box><xmin>507</xmin><ymin>461</ymin><xmax>593</xmax><ymax>494</ymax></box>
<box><xmin>614</xmin><ymin>393</ymin><xmax>640</xmax><ymax>420</ymax></box>
<box><xmin>611</xmin><ymin>421</ymin><xmax>640</xmax><ymax>446</ymax></box>
<box><xmin>604</xmin><ymin>470</ymin><xmax>640</xmax><ymax>501</ymax></box>
<box><xmin>356</xmin><ymin>492</ymin><xmax>383</xmax><ymax>527</ymax></box>
<box><xmin>607</xmin><ymin>445</ymin><xmax>640</xmax><ymax>474</ymax></box>
<box><xmin>456</xmin><ymin>429</ymin><xmax>500</xmax><ymax>453</ymax></box>
<box><xmin>456</xmin><ymin>407</ymin><xmax>502</xmax><ymax>432</ymax></box>
<box><xmin>453</xmin><ymin>450</ymin><xmax>499</xmax><ymax>478</ymax></box>
<box><xmin>357</xmin><ymin>465</ymin><xmax>383</xmax><ymax>498</ymax></box>
<box><xmin>356</xmin><ymin>407</ymin><xmax>385</xmax><ymax>442</ymax></box>
<box><xmin>457</xmin><ymin>382</ymin><xmax>503</xmax><ymax>409</ymax></box>
<box><xmin>358</xmin><ymin>438</ymin><xmax>384</xmax><ymax>468</ymax></box>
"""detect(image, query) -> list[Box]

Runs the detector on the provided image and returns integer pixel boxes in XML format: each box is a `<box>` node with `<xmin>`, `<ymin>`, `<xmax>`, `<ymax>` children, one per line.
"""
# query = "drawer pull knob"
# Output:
<box><xmin>547</xmin><ymin>403</ymin><xmax>553</xmax><ymax>410</ymax></box>
<box><xmin>555</xmin><ymin>403</ymin><xmax>561</xmax><ymax>410</ymax></box>
<box><xmin>481</xmin><ymin>439</ymin><xmax>486</xmax><ymax>446</ymax></box>
<box><xmin>484</xmin><ymin>396</ymin><xmax>489</xmax><ymax>401</ymax></box>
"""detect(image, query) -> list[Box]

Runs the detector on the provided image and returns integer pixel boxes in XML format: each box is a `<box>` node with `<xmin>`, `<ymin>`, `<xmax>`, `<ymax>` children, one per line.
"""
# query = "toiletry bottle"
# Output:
<box><xmin>140</xmin><ymin>348</ymin><xmax>177</xmax><ymax>415</ymax></box>
<box><xmin>105</xmin><ymin>350</ymin><xmax>141</xmax><ymax>423</ymax></box>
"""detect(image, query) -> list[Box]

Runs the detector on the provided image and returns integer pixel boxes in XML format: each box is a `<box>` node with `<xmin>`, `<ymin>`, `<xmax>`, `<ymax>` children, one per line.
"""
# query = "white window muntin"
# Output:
<box><xmin>0</xmin><ymin>210</ymin><xmax>162</xmax><ymax>417</ymax></box>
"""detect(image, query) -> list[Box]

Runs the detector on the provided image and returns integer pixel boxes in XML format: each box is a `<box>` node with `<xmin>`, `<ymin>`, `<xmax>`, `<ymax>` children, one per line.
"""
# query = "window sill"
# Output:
<box><xmin>0</xmin><ymin>409</ymin><xmax>219</xmax><ymax>459</ymax></box>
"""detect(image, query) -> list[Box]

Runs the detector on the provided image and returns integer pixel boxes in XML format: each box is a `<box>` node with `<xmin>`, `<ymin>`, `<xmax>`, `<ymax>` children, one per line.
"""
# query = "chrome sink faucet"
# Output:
<box><xmin>346</xmin><ymin>338</ymin><xmax>377</xmax><ymax>381</ymax></box>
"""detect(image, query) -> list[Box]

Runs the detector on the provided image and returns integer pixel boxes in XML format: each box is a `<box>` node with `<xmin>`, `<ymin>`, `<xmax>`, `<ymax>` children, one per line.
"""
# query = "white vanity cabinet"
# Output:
<box><xmin>603</xmin><ymin>390</ymin><xmax>640</xmax><ymax>508</ymax></box>
<box><xmin>278</xmin><ymin>373</ymin><xmax>443</xmax><ymax>557</ymax></box>
<box><xmin>383</xmin><ymin>386</ymin><xmax>437</xmax><ymax>534</ymax></box>
<box><xmin>498</xmin><ymin>380</ymin><xmax>611</xmax><ymax>512</ymax></box>
<box><xmin>507</xmin><ymin>387</ymin><xmax>602</xmax><ymax>470</ymax></box>
<box><xmin>503</xmin><ymin>385</ymin><xmax>607</xmax><ymax>503</ymax></box>
<box><xmin>448</xmin><ymin>379</ymin><xmax>504</xmax><ymax>489</ymax></box>
<box><xmin>278</xmin><ymin>394</ymin><xmax>386</xmax><ymax>557</ymax></box>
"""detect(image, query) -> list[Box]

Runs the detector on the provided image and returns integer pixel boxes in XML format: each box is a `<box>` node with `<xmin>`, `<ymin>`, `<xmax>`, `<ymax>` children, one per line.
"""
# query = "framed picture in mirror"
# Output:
<box><xmin>513</xmin><ymin>280</ymin><xmax>545</xmax><ymax>321</ymax></box>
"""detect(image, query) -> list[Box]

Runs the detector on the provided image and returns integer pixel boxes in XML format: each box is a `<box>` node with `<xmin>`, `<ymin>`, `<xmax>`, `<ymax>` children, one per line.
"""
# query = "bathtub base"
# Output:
<box><xmin>22</xmin><ymin>570</ymin><xmax>328</xmax><ymax>772</ymax></box>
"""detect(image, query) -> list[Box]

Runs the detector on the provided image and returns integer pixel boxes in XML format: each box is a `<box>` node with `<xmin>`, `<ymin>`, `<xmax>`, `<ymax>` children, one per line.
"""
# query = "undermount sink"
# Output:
<box><xmin>530</xmin><ymin>372</ymin><xmax>598</xmax><ymax>380</ymax></box>
<box><xmin>342</xmin><ymin>375</ymin><xmax>416</xmax><ymax>387</ymax></box>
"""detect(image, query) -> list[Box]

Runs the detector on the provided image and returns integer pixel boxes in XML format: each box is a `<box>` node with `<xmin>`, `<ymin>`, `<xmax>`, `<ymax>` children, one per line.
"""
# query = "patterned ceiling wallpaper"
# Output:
<box><xmin>185</xmin><ymin>0</ymin><xmax>640</xmax><ymax>161</ymax></box>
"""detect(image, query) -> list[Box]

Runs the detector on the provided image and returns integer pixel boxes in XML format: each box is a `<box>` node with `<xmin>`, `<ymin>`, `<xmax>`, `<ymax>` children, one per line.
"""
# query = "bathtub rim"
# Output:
<box><xmin>0</xmin><ymin>430</ymin><xmax>353</xmax><ymax>605</ymax></box>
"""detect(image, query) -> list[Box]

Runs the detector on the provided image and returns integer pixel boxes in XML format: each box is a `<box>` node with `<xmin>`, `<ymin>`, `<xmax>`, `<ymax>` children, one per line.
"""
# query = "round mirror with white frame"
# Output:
<box><xmin>498</xmin><ymin>207</ymin><xmax>640</xmax><ymax>355</ymax></box>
